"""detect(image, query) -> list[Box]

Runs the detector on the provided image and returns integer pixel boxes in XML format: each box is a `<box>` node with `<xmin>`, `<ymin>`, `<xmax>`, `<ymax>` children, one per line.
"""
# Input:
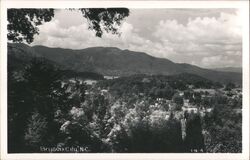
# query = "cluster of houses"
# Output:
<box><xmin>62</xmin><ymin>76</ymin><xmax>241</xmax><ymax>119</ymax></box>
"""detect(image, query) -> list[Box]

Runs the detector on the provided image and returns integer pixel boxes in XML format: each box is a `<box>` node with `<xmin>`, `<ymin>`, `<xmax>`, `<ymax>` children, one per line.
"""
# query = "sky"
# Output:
<box><xmin>31</xmin><ymin>8</ymin><xmax>243</xmax><ymax>69</ymax></box>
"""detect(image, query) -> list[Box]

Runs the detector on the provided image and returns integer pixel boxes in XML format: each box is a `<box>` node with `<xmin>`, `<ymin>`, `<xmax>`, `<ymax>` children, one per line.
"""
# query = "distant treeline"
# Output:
<box><xmin>8</xmin><ymin>55</ymin><xmax>104</xmax><ymax>81</ymax></box>
<box><xmin>97</xmin><ymin>73</ymin><xmax>223</xmax><ymax>99</ymax></box>
<box><xmin>60</xmin><ymin>70</ymin><xmax>104</xmax><ymax>80</ymax></box>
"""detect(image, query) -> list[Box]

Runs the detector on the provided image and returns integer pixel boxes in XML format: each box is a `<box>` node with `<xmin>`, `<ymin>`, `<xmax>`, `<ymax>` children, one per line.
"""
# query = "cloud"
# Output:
<box><xmin>152</xmin><ymin>10</ymin><xmax>242</xmax><ymax>67</ymax></box>
<box><xmin>154</xmin><ymin>11</ymin><xmax>242</xmax><ymax>51</ymax></box>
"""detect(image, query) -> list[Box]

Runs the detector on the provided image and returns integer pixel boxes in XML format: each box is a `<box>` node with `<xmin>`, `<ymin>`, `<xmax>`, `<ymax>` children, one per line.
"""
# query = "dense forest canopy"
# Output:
<box><xmin>8</xmin><ymin>57</ymin><xmax>242</xmax><ymax>153</ymax></box>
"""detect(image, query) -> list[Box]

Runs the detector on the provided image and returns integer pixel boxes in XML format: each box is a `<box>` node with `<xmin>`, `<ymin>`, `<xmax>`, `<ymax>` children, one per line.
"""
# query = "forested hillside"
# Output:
<box><xmin>8</xmin><ymin>43</ymin><xmax>242</xmax><ymax>85</ymax></box>
<box><xmin>8</xmin><ymin>58</ymin><xmax>242</xmax><ymax>153</ymax></box>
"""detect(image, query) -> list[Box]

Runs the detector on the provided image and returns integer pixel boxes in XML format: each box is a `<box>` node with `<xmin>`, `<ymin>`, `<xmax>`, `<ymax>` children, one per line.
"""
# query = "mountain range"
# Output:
<box><xmin>8</xmin><ymin>43</ymin><xmax>242</xmax><ymax>85</ymax></box>
<box><xmin>211</xmin><ymin>67</ymin><xmax>242</xmax><ymax>73</ymax></box>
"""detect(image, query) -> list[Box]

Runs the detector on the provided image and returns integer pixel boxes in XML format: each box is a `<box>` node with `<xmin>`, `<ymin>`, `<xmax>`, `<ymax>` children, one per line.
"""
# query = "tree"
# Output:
<box><xmin>7</xmin><ymin>9</ymin><xmax>54</xmax><ymax>43</ymax></box>
<box><xmin>23</xmin><ymin>58</ymin><xmax>62</xmax><ymax>116</ymax></box>
<box><xmin>184</xmin><ymin>90</ymin><xmax>193</xmax><ymax>99</ymax></box>
<box><xmin>173</xmin><ymin>94</ymin><xmax>184</xmax><ymax>108</ymax></box>
<box><xmin>203</xmin><ymin>100</ymin><xmax>242</xmax><ymax>153</ymax></box>
<box><xmin>225</xmin><ymin>82</ymin><xmax>236</xmax><ymax>91</ymax></box>
<box><xmin>201</xmin><ymin>97</ymin><xmax>211</xmax><ymax>109</ymax></box>
<box><xmin>7</xmin><ymin>8</ymin><xmax>129</xmax><ymax>43</ymax></box>
<box><xmin>184</xmin><ymin>113</ymin><xmax>204</xmax><ymax>152</ymax></box>
<box><xmin>214</xmin><ymin>82</ymin><xmax>223</xmax><ymax>89</ymax></box>
<box><xmin>8</xmin><ymin>58</ymin><xmax>73</xmax><ymax>152</ymax></box>
<box><xmin>24</xmin><ymin>110</ymin><xmax>48</xmax><ymax>152</ymax></box>
<box><xmin>8</xmin><ymin>72</ymin><xmax>33</xmax><ymax>153</ymax></box>
<box><xmin>193</xmin><ymin>92</ymin><xmax>202</xmax><ymax>105</ymax></box>
<box><xmin>79</xmin><ymin>8</ymin><xmax>129</xmax><ymax>37</ymax></box>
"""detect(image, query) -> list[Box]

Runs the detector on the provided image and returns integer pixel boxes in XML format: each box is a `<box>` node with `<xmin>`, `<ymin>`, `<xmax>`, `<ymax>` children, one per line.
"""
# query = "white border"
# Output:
<box><xmin>0</xmin><ymin>0</ymin><xmax>249</xmax><ymax>8</ymax></box>
<box><xmin>1</xmin><ymin>1</ymin><xmax>249</xmax><ymax>160</ymax></box>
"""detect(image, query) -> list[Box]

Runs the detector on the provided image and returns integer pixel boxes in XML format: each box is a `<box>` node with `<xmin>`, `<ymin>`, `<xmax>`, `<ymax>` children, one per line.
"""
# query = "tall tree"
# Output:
<box><xmin>185</xmin><ymin>113</ymin><xmax>205</xmax><ymax>152</ymax></box>
<box><xmin>24</xmin><ymin>110</ymin><xmax>48</xmax><ymax>152</ymax></box>
<box><xmin>8</xmin><ymin>58</ymin><xmax>70</xmax><ymax>152</ymax></box>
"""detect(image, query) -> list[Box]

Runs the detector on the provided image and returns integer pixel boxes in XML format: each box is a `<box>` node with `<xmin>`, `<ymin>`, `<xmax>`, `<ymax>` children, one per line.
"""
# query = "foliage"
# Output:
<box><xmin>8</xmin><ymin>59</ymin><xmax>242</xmax><ymax>153</ymax></box>
<box><xmin>203</xmin><ymin>93</ymin><xmax>242</xmax><ymax>153</ymax></box>
<box><xmin>80</xmin><ymin>8</ymin><xmax>129</xmax><ymax>37</ymax></box>
<box><xmin>173</xmin><ymin>94</ymin><xmax>184</xmax><ymax>108</ymax></box>
<box><xmin>225</xmin><ymin>82</ymin><xmax>236</xmax><ymax>91</ymax></box>
<box><xmin>7</xmin><ymin>8</ymin><xmax>129</xmax><ymax>43</ymax></box>
<box><xmin>107</xmin><ymin>100</ymin><xmax>184</xmax><ymax>152</ymax></box>
<box><xmin>24</xmin><ymin>111</ymin><xmax>48</xmax><ymax>151</ymax></box>
<box><xmin>61</xmin><ymin>70</ymin><xmax>104</xmax><ymax>80</ymax></box>
<box><xmin>23</xmin><ymin>59</ymin><xmax>62</xmax><ymax>116</ymax></box>
<box><xmin>8</xmin><ymin>75</ymin><xmax>32</xmax><ymax>152</ymax></box>
<box><xmin>8</xmin><ymin>58</ymin><xmax>70</xmax><ymax>152</ymax></box>
<box><xmin>98</xmin><ymin>74</ymin><xmax>218</xmax><ymax>99</ymax></box>
<box><xmin>184</xmin><ymin>113</ymin><xmax>204</xmax><ymax>152</ymax></box>
<box><xmin>7</xmin><ymin>9</ymin><xmax>54</xmax><ymax>43</ymax></box>
<box><xmin>149</xmin><ymin>85</ymin><xmax>175</xmax><ymax>100</ymax></box>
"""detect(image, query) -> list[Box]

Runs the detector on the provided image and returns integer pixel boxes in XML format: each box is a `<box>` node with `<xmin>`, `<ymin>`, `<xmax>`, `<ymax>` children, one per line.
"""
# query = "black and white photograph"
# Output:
<box><xmin>1</xmin><ymin>0</ymin><xmax>249</xmax><ymax>159</ymax></box>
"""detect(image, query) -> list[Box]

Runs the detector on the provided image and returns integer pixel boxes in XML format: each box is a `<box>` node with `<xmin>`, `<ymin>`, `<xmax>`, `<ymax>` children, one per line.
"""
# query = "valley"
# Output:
<box><xmin>7</xmin><ymin>43</ymin><xmax>242</xmax><ymax>153</ymax></box>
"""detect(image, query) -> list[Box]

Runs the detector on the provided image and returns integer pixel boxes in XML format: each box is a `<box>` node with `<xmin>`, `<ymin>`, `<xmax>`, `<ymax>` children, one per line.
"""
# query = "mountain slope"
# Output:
<box><xmin>8</xmin><ymin>43</ymin><xmax>242</xmax><ymax>84</ymax></box>
<box><xmin>211</xmin><ymin>67</ymin><xmax>242</xmax><ymax>73</ymax></box>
